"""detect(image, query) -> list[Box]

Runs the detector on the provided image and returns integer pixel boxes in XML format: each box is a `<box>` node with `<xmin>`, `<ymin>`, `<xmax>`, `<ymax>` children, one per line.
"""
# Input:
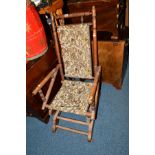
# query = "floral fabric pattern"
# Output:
<box><xmin>57</xmin><ymin>24</ymin><xmax>92</xmax><ymax>78</ymax></box>
<box><xmin>48</xmin><ymin>80</ymin><xmax>93</xmax><ymax>115</ymax></box>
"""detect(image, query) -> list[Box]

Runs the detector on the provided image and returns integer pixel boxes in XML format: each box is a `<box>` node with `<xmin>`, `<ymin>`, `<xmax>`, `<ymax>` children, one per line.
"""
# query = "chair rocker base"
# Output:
<box><xmin>51</xmin><ymin>110</ymin><xmax>95</xmax><ymax>142</ymax></box>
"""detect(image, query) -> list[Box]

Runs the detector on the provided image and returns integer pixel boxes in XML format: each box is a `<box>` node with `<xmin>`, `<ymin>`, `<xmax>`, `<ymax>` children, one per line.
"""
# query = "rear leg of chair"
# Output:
<box><xmin>88</xmin><ymin>119</ymin><xmax>94</xmax><ymax>142</ymax></box>
<box><xmin>52</xmin><ymin>110</ymin><xmax>60</xmax><ymax>133</ymax></box>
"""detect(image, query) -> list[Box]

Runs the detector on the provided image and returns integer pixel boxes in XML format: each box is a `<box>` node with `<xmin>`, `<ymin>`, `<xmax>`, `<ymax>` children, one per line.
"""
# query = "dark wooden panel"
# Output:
<box><xmin>64</xmin><ymin>0</ymin><xmax>126</xmax><ymax>39</ymax></box>
<box><xmin>26</xmin><ymin>45</ymin><xmax>61</xmax><ymax>123</ymax></box>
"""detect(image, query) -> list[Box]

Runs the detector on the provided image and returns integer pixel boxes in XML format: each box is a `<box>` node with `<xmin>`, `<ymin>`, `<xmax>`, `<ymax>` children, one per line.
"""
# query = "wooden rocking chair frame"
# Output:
<box><xmin>32</xmin><ymin>6</ymin><xmax>101</xmax><ymax>142</ymax></box>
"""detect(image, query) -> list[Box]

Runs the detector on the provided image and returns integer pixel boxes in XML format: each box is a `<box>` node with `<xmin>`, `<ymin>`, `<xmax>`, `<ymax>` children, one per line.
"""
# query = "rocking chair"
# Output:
<box><xmin>32</xmin><ymin>6</ymin><xmax>101</xmax><ymax>142</ymax></box>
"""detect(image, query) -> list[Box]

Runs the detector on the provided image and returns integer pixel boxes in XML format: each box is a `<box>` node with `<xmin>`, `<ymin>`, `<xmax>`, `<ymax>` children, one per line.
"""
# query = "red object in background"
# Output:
<box><xmin>26</xmin><ymin>3</ymin><xmax>48</xmax><ymax>61</ymax></box>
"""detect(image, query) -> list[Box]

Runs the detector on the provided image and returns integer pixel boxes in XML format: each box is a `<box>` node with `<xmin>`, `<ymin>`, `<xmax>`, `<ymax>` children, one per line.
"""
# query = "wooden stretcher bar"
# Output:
<box><xmin>57</xmin><ymin>116</ymin><xmax>89</xmax><ymax>125</ymax></box>
<box><xmin>55</xmin><ymin>11</ymin><xmax>92</xmax><ymax>19</ymax></box>
<box><xmin>56</xmin><ymin>125</ymin><xmax>88</xmax><ymax>135</ymax></box>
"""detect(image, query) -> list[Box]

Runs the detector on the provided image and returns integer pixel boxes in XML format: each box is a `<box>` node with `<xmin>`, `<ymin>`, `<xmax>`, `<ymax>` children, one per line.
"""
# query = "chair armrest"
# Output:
<box><xmin>32</xmin><ymin>64</ymin><xmax>60</xmax><ymax>96</ymax></box>
<box><xmin>88</xmin><ymin>66</ymin><xmax>101</xmax><ymax>105</ymax></box>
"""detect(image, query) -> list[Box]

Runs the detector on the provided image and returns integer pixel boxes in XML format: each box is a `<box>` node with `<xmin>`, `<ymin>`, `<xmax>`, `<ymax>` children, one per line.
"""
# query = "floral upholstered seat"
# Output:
<box><xmin>48</xmin><ymin>80</ymin><xmax>93</xmax><ymax>115</ymax></box>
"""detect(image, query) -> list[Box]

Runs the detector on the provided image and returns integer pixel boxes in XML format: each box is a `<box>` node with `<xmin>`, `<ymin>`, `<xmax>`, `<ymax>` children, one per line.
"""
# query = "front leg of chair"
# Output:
<box><xmin>86</xmin><ymin>117</ymin><xmax>91</xmax><ymax>123</ymax></box>
<box><xmin>95</xmin><ymin>82</ymin><xmax>99</xmax><ymax>107</ymax></box>
<box><xmin>88</xmin><ymin>119</ymin><xmax>94</xmax><ymax>142</ymax></box>
<box><xmin>52</xmin><ymin>110</ymin><xmax>61</xmax><ymax>132</ymax></box>
<box><xmin>94</xmin><ymin>78</ymin><xmax>101</xmax><ymax>120</ymax></box>
<box><xmin>88</xmin><ymin>66</ymin><xmax>101</xmax><ymax>106</ymax></box>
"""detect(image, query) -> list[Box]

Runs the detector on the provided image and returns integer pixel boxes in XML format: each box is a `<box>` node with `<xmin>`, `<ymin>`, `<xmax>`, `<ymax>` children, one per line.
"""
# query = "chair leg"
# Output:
<box><xmin>49</xmin><ymin>109</ymin><xmax>52</xmax><ymax>115</ymax></box>
<box><xmin>94</xmin><ymin>83</ymin><xmax>100</xmax><ymax>119</ymax></box>
<box><xmin>88</xmin><ymin>120</ymin><xmax>94</xmax><ymax>142</ymax></box>
<box><xmin>51</xmin><ymin>111</ymin><xmax>95</xmax><ymax>142</ymax></box>
<box><xmin>95</xmin><ymin>83</ymin><xmax>99</xmax><ymax>107</ymax></box>
<box><xmin>52</xmin><ymin>110</ymin><xmax>60</xmax><ymax>133</ymax></box>
<box><xmin>86</xmin><ymin>117</ymin><xmax>91</xmax><ymax>123</ymax></box>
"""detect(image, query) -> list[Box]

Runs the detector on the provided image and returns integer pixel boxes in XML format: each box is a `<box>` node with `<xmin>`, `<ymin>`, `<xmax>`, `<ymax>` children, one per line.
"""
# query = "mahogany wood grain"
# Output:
<box><xmin>64</xmin><ymin>0</ymin><xmax>126</xmax><ymax>39</ymax></box>
<box><xmin>26</xmin><ymin>46</ymin><xmax>61</xmax><ymax>123</ymax></box>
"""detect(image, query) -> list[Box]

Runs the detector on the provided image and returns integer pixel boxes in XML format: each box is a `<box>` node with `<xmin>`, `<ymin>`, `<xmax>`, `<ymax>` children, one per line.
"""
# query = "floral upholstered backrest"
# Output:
<box><xmin>57</xmin><ymin>23</ymin><xmax>92</xmax><ymax>79</ymax></box>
